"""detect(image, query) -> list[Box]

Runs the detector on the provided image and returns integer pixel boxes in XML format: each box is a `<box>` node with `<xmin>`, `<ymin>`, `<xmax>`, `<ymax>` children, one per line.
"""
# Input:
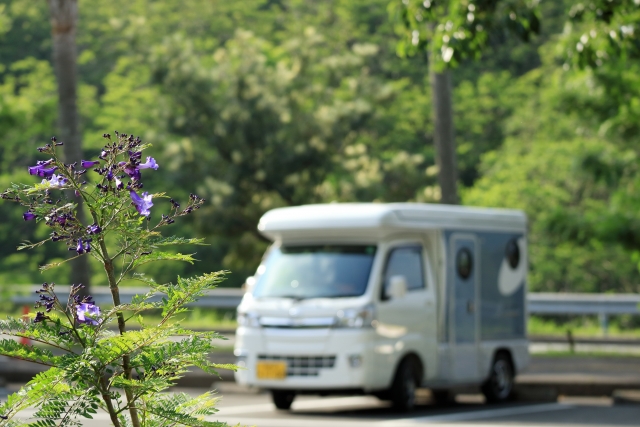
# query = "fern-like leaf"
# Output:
<box><xmin>159</xmin><ymin>273</ymin><xmax>227</xmax><ymax>321</ymax></box>
<box><xmin>142</xmin><ymin>392</ymin><xmax>226</xmax><ymax>427</ymax></box>
<box><xmin>0</xmin><ymin>339</ymin><xmax>64</xmax><ymax>367</ymax></box>
<box><xmin>131</xmin><ymin>252</ymin><xmax>199</xmax><ymax>269</ymax></box>
<box><xmin>0</xmin><ymin>317</ymin><xmax>76</xmax><ymax>352</ymax></box>
<box><xmin>93</xmin><ymin>327</ymin><xmax>172</xmax><ymax>368</ymax></box>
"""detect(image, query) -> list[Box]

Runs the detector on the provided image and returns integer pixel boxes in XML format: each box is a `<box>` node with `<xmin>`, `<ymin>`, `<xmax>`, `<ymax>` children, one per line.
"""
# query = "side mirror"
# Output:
<box><xmin>243</xmin><ymin>276</ymin><xmax>256</xmax><ymax>294</ymax></box>
<box><xmin>386</xmin><ymin>275</ymin><xmax>407</xmax><ymax>300</ymax></box>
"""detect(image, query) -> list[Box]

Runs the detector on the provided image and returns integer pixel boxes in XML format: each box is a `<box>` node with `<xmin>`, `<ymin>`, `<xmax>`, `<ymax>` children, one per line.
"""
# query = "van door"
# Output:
<box><xmin>450</xmin><ymin>234</ymin><xmax>479</xmax><ymax>382</ymax></box>
<box><xmin>373</xmin><ymin>243</ymin><xmax>436</xmax><ymax>388</ymax></box>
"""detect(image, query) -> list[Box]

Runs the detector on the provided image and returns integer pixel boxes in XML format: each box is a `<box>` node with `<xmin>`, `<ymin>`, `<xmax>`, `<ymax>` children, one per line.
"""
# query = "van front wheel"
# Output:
<box><xmin>481</xmin><ymin>353</ymin><xmax>514</xmax><ymax>403</ymax></box>
<box><xmin>390</xmin><ymin>358</ymin><xmax>419</xmax><ymax>411</ymax></box>
<box><xmin>271</xmin><ymin>390</ymin><xmax>296</xmax><ymax>410</ymax></box>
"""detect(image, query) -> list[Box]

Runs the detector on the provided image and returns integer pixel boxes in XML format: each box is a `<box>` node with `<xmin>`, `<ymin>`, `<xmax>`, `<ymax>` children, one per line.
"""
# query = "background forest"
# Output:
<box><xmin>1</xmin><ymin>0</ymin><xmax>639</xmax><ymax>296</ymax></box>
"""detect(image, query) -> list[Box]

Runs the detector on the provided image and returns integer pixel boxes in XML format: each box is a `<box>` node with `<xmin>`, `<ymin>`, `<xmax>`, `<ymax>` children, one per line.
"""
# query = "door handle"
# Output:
<box><xmin>467</xmin><ymin>301</ymin><xmax>474</xmax><ymax>313</ymax></box>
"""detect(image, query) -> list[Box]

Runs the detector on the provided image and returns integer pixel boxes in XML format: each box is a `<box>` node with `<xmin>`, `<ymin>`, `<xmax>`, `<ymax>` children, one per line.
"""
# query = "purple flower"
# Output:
<box><xmin>76</xmin><ymin>238</ymin><xmax>85</xmax><ymax>255</ymax></box>
<box><xmin>115</xmin><ymin>176</ymin><xmax>124</xmax><ymax>190</ymax></box>
<box><xmin>55</xmin><ymin>214</ymin><xmax>67</xmax><ymax>226</ymax></box>
<box><xmin>122</xmin><ymin>163</ymin><xmax>141</xmax><ymax>181</ymax></box>
<box><xmin>128</xmin><ymin>150</ymin><xmax>142</xmax><ymax>160</ymax></box>
<box><xmin>76</xmin><ymin>303</ymin><xmax>101</xmax><ymax>325</ymax></box>
<box><xmin>28</xmin><ymin>159</ymin><xmax>54</xmax><ymax>175</ymax></box>
<box><xmin>38</xmin><ymin>294</ymin><xmax>56</xmax><ymax>312</ymax></box>
<box><xmin>43</xmin><ymin>174</ymin><xmax>68</xmax><ymax>188</ymax></box>
<box><xmin>138</xmin><ymin>156</ymin><xmax>159</xmax><ymax>170</ymax></box>
<box><xmin>23</xmin><ymin>211</ymin><xmax>36</xmax><ymax>221</ymax></box>
<box><xmin>34</xmin><ymin>312</ymin><xmax>47</xmax><ymax>323</ymax></box>
<box><xmin>130</xmin><ymin>190</ymin><xmax>153</xmax><ymax>216</ymax></box>
<box><xmin>87</xmin><ymin>223</ymin><xmax>101</xmax><ymax>234</ymax></box>
<box><xmin>84</xmin><ymin>240</ymin><xmax>91</xmax><ymax>253</ymax></box>
<box><xmin>81</xmin><ymin>160</ymin><xmax>100</xmax><ymax>168</ymax></box>
<box><xmin>29</xmin><ymin>160</ymin><xmax>57</xmax><ymax>177</ymax></box>
<box><xmin>36</xmin><ymin>167</ymin><xmax>58</xmax><ymax>178</ymax></box>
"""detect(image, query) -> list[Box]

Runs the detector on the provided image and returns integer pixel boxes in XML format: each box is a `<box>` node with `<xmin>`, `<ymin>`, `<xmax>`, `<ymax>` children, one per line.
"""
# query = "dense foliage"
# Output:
<box><xmin>1</xmin><ymin>0</ymin><xmax>639</xmax><ymax>293</ymax></box>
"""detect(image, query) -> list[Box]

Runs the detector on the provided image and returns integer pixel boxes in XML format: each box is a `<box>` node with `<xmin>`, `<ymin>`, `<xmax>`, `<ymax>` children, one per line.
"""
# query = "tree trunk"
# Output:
<box><xmin>429</xmin><ymin>67</ymin><xmax>459</xmax><ymax>205</ymax></box>
<box><xmin>48</xmin><ymin>0</ymin><xmax>91</xmax><ymax>292</ymax></box>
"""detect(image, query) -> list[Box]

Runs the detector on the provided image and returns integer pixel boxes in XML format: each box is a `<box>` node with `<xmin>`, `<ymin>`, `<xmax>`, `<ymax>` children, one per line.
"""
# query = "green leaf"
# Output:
<box><xmin>0</xmin><ymin>339</ymin><xmax>65</xmax><ymax>367</ymax></box>
<box><xmin>159</xmin><ymin>272</ymin><xmax>227</xmax><ymax>320</ymax></box>
<box><xmin>131</xmin><ymin>251</ymin><xmax>199</xmax><ymax>269</ymax></box>
<box><xmin>0</xmin><ymin>316</ymin><xmax>77</xmax><ymax>352</ymax></box>
<box><xmin>141</xmin><ymin>392</ymin><xmax>226</xmax><ymax>427</ymax></box>
<box><xmin>93</xmin><ymin>327</ymin><xmax>172</xmax><ymax>367</ymax></box>
<box><xmin>151</xmin><ymin>236</ymin><xmax>207</xmax><ymax>246</ymax></box>
<box><xmin>16</xmin><ymin>240</ymin><xmax>48</xmax><ymax>251</ymax></box>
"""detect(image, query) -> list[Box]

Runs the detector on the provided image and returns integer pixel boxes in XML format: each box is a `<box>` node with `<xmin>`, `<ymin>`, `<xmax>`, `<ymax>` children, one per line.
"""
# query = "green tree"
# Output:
<box><xmin>390</xmin><ymin>0</ymin><xmax>540</xmax><ymax>203</ymax></box>
<box><xmin>147</xmin><ymin>30</ymin><xmax>394</xmax><ymax>273</ymax></box>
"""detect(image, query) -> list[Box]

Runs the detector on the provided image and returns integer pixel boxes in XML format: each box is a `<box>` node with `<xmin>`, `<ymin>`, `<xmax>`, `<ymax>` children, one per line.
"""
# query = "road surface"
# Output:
<box><xmin>4</xmin><ymin>384</ymin><xmax>638</xmax><ymax>427</ymax></box>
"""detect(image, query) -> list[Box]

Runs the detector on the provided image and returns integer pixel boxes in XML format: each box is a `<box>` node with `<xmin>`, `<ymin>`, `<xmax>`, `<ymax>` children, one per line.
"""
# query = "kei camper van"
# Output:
<box><xmin>234</xmin><ymin>203</ymin><xmax>529</xmax><ymax>411</ymax></box>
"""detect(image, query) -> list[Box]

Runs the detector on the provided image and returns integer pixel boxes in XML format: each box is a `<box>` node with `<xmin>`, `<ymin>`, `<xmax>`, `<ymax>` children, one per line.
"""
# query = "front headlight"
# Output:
<box><xmin>237</xmin><ymin>311</ymin><xmax>260</xmax><ymax>328</ymax></box>
<box><xmin>334</xmin><ymin>304</ymin><xmax>375</xmax><ymax>328</ymax></box>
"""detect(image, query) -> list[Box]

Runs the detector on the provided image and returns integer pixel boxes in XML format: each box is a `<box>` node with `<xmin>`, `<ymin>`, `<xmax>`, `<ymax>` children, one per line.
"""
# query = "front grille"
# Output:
<box><xmin>258</xmin><ymin>354</ymin><xmax>336</xmax><ymax>377</ymax></box>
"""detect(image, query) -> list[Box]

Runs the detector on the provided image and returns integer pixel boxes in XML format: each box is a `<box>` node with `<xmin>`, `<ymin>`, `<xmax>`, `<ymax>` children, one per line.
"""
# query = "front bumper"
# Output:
<box><xmin>234</xmin><ymin>326</ymin><xmax>378</xmax><ymax>391</ymax></box>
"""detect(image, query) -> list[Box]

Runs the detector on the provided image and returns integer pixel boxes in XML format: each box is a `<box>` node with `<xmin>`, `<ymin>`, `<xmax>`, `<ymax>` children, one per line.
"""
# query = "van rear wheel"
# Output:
<box><xmin>271</xmin><ymin>390</ymin><xmax>296</xmax><ymax>410</ymax></box>
<box><xmin>431</xmin><ymin>389</ymin><xmax>453</xmax><ymax>405</ymax></box>
<box><xmin>481</xmin><ymin>353</ymin><xmax>514</xmax><ymax>403</ymax></box>
<box><xmin>390</xmin><ymin>358</ymin><xmax>419</xmax><ymax>411</ymax></box>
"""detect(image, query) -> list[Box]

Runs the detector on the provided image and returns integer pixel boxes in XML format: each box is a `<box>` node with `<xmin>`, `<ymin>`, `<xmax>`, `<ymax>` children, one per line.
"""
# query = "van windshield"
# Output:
<box><xmin>253</xmin><ymin>245</ymin><xmax>377</xmax><ymax>299</ymax></box>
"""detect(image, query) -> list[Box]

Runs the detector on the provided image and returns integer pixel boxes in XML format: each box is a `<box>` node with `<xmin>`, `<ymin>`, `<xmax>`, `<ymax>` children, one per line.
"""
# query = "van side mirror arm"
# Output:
<box><xmin>383</xmin><ymin>275</ymin><xmax>408</xmax><ymax>301</ymax></box>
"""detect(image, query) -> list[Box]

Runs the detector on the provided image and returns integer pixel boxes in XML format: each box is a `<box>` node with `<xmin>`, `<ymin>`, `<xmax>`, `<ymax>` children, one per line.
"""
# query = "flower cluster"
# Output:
<box><xmin>27</xmin><ymin>159</ymin><xmax>57</xmax><ymax>178</ymax></box>
<box><xmin>70</xmin><ymin>283</ymin><xmax>101</xmax><ymax>326</ymax></box>
<box><xmin>34</xmin><ymin>282</ymin><xmax>58</xmax><ymax>314</ymax></box>
<box><xmin>33</xmin><ymin>282</ymin><xmax>101</xmax><ymax>326</ymax></box>
<box><xmin>5</xmin><ymin>131</ymin><xmax>208</xmax><ymax>324</ymax></box>
<box><xmin>76</xmin><ymin>303</ymin><xmax>101</xmax><ymax>326</ymax></box>
<box><xmin>161</xmin><ymin>193</ymin><xmax>206</xmax><ymax>225</ymax></box>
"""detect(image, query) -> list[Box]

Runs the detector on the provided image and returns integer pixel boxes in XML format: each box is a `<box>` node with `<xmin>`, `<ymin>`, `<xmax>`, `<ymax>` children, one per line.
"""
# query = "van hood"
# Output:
<box><xmin>238</xmin><ymin>293</ymin><xmax>368</xmax><ymax>319</ymax></box>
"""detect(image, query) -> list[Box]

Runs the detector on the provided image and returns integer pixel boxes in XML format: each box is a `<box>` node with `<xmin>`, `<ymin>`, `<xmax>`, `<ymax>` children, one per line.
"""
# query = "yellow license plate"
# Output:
<box><xmin>256</xmin><ymin>361</ymin><xmax>287</xmax><ymax>380</ymax></box>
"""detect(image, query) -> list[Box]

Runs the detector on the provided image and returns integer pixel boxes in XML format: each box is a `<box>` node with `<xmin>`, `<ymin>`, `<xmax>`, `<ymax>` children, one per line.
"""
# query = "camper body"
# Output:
<box><xmin>234</xmin><ymin>203</ymin><xmax>529</xmax><ymax>410</ymax></box>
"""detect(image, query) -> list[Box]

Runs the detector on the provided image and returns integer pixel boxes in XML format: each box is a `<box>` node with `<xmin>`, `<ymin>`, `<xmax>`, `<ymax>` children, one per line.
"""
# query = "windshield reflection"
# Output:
<box><xmin>253</xmin><ymin>245</ymin><xmax>377</xmax><ymax>299</ymax></box>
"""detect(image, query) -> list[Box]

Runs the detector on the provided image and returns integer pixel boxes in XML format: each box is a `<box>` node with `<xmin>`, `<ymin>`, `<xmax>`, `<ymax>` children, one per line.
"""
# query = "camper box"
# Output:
<box><xmin>234</xmin><ymin>203</ymin><xmax>529</xmax><ymax>410</ymax></box>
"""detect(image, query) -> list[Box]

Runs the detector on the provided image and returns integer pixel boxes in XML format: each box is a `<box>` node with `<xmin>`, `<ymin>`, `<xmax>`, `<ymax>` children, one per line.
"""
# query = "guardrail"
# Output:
<box><xmin>528</xmin><ymin>292</ymin><xmax>640</xmax><ymax>335</ymax></box>
<box><xmin>10</xmin><ymin>287</ymin><xmax>640</xmax><ymax>334</ymax></box>
<box><xmin>10</xmin><ymin>286</ymin><xmax>243</xmax><ymax>309</ymax></box>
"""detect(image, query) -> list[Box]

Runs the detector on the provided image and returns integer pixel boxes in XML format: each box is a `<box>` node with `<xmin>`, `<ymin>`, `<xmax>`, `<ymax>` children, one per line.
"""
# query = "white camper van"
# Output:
<box><xmin>234</xmin><ymin>203</ymin><xmax>529</xmax><ymax>410</ymax></box>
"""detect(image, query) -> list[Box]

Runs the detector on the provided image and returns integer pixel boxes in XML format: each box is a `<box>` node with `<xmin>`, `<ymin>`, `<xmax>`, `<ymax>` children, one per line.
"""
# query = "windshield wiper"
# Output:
<box><xmin>262</xmin><ymin>295</ymin><xmax>307</xmax><ymax>301</ymax></box>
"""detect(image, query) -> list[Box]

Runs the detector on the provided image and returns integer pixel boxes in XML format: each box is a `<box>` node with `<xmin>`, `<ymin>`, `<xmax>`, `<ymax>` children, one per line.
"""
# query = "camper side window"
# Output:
<box><xmin>382</xmin><ymin>246</ymin><xmax>425</xmax><ymax>299</ymax></box>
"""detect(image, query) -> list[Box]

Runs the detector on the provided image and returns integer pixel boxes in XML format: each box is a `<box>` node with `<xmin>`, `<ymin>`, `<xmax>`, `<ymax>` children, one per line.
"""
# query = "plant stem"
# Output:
<box><xmin>98</xmin><ymin>375</ymin><xmax>121</xmax><ymax>427</ymax></box>
<box><xmin>100</xmin><ymin>239</ymin><xmax>141</xmax><ymax>427</ymax></box>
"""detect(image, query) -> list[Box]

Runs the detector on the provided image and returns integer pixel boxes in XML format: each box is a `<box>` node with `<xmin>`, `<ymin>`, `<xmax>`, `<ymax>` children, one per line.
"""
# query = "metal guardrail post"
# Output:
<box><xmin>599</xmin><ymin>312</ymin><xmax>608</xmax><ymax>336</ymax></box>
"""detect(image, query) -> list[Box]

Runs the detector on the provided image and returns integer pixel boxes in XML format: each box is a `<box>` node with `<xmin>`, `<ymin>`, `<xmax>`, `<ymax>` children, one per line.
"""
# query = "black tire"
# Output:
<box><xmin>271</xmin><ymin>390</ymin><xmax>296</xmax><ymax>410</ymax></box>
<box><xmin>481</xmin><ymin>353</ymin><xmax>514</xmax><ymax>403</ymax></box>
<box><xmin>372</xmin><ymin>390</ymin><xmax>391</xmax><ymax>401</ymax></box>
<box><xmin>390</xmin><ymin>358</ymin><xmax>419</xmax><ymax>412</ymax></box>
<box><xmin>431</xmin><ymin>389</ymin><xmax>453</xmax><ymax>405</ymax></box>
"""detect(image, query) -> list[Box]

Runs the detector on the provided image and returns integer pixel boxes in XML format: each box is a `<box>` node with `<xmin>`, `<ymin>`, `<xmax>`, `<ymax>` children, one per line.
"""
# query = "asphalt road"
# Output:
<box><xmin>5</xmin><ymin>385</ymin><xmax>639</xmax><ymax>427</ymax></box>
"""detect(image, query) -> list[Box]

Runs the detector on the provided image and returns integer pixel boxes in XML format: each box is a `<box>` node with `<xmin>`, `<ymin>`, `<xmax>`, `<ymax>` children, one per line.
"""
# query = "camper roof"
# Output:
<box><xmin>258</xmin><ymin>203</ymin><xmax>526</xmax><ymax>241</ymax></box>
